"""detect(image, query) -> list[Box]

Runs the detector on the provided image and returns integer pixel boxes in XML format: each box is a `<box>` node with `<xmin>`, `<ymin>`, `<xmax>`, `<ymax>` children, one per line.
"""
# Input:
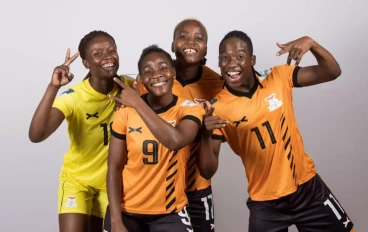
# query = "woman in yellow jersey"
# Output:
<box><xmin>200</xmin><ymin>31</ymin><xmax>355</xmax><ymax>232</ymax></box>
<box><xmin>29</xmin><ymin>30</ymin><xmax>134</xmax><ymax>232</ymax></box>
<box><xmin>105</xmin><ymin>45</ymin><xmax>205</xmax><ymax>232</ymax></box>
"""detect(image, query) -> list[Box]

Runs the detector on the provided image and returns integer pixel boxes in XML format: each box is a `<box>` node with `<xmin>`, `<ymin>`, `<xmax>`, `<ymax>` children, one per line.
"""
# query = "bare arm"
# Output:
<box><xmin>107</xmin><ymin>136</ymin><xmax>127</xmax><ymax>229</ymax></box>
<box><xmin>133</xmin><ymin>98</ymin><xmax>201</xmax><ymax>151</ymax></box>
<box><xmin>29</xmin><ymin>84</ymin><xmax>65</xmax><ymax>142</ymax></box>
<box><xmin>277</xmin><ymin>36</ymin><xmax>341</xmax><ymax>87</ymax></box>
<box><xmin>196</xmin><ymin>101</ymin><xmax>226</xmax><ymax>179</ymax></box>
<box><xmin>110</xmin><ymin>78</ymin><xmax>202</xmax><ymax>151</ymax></box>
<box><xmin>29</xmin><ymin>49</ymin><xmax>79</xmax><ymax>142</ymax></box>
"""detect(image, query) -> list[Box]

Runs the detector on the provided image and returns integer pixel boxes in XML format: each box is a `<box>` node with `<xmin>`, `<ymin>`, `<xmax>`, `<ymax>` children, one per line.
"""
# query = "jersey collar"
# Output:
<box><xmin>141</xmin><ymin>94</ymin><xmax>178</xmax><ymax>114</ymax></box>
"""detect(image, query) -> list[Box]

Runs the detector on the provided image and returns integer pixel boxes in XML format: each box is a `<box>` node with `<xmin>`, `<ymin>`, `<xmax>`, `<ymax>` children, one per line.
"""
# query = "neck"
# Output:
<box><xmin>88</xmin><ymin>76</ymin><xmax>115</xmax><ymax>95</ymax></box>
<box><xmin>232</xmin><ymin>70</ymin><xmax>256</xmax><ymax>93</ymax></box>
<box><xmin>147</xmin><ymin>92</ymin><xmax>174</xmax><ymax>111</ymax></box>
<box><xmin>175</xmin><ymin>59</ymin><xmax>201</xmax><ymax>81</ymax></box>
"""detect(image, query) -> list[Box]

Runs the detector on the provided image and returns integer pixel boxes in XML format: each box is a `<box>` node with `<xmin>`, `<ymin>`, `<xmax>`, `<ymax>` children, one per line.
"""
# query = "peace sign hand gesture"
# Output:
<box><xmin>51</xmin><ymin>49</ymin><xmax>80</xmax><ymax>88</ymax></box>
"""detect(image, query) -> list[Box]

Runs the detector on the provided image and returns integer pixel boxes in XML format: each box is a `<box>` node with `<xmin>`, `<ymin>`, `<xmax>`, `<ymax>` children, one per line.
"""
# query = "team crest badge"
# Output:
<box><xmin>264</xmin><ymin>93</ymin><xmax>282</xmax><ymax>111</ymax></box>
<box><xmin>65</xmin><ymin>196</ymin><xmax>77</xmax><ymax>208</ymax></box>
<box><xmin>193</xmin><ymin>98</ymin><xmax>206</xmax><ymax>106</ymax></box>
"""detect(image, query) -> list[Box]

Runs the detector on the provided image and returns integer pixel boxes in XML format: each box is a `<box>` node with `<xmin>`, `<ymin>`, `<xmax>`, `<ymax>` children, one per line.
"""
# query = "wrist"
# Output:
<box><xmin>132</xmin><ymin>96</ymin><xmax>144</xmax><ymax>109</ymax></box>
<box><xmin>48</xmin><ymin>83</ymin><xmax>60</xmax><ymax>91</ymax></box>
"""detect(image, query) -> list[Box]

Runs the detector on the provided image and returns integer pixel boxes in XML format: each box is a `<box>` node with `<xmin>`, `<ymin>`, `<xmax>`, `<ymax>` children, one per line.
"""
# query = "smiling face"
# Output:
<box><xmin>139</xmin><ymin>52</ymin><xmax>176</xmax><ymax>97</ymax></box>
<box><xmin>82</xmin><ymin>35</ymin><xmax>119</xmax><ymax>79</ymax></box>
<box><xmin>219</xmin><ymin>37</ymin><xmax>256</xmax><ymax>89</ymax></box>
<box><xmin>172</xmin><ymin>20</ymin><xmax>207</xmax><ymax>64</ymax></box>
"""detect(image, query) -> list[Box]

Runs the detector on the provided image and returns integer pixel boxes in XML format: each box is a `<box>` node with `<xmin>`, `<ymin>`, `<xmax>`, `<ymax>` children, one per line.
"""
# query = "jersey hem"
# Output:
<box><xmin>249</xmin><ymin>171</ymin><xmax>316</xmax><ymax>201</ymax></box>
<box><xmin>121</xmin><ymin>203</ymin><xmax>187</xmax><ymax>215</ymax></box>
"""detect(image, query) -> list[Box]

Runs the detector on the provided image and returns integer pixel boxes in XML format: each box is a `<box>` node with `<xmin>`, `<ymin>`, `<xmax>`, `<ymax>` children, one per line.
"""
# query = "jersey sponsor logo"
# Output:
<box><xmin>86</xmin><ymin>112</ymin><xmax>99</xmax><ymax>119</ymax></box>
<box><xmin>128</xmin><ymin>127</ymin><xmax>142</xmax><ymax>133</ymax></box>
<box><xmin>181</xmin><ymin>100</ymin><xmax>197</xmax><ymax>107</ymax></box>
<box><xmin>210</xmin><ymin>98</ymin><xmax>218</xmax><ymax>105</ymax></box>
<box><xmin>65</xmin><ymin>196</ymin><xmax>77</xmax><ymax>208</ymax></box>
<box><xmin>265</xmin><ymin>93</ymin><xmax>283</xmax><ymax>111</ymax></box>
<box><xmin>193</xmin><ymin>98</ymin><xmax>206</xmax><ymax>106</ymax></box>
<box><xmin>167</xmin><ymin>120</ymin><xmax>177</xmax><ymax>127</ymax></box>
<box><xmin>258</xmin><ymin>69</ymin><xmax>272</xmax><ymax>81</ymax></box>
<box><xmin>233</xmin><ymin>116</ymin><xmax>248</xmax><ymax>127</ymax></box>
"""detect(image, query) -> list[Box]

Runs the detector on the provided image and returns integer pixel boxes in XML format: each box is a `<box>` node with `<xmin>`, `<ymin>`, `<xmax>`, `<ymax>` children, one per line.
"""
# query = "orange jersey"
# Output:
<box><xmin>111</xmin><ymin>95</ymin><xmax>205</xmax><ymax>214</ymax></box>
<box><xmin>137</xmin><ymin>65</ymin><xmax>224</xmax><ymax>192</ymax></box>
<box><xmin>212</xmin><ymin>65</ymin><xmax>317</xmax><ymax>201</ymax></box>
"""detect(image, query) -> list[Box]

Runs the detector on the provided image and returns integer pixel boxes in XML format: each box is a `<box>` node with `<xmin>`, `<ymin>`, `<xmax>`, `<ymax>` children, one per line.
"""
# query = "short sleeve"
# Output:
<box><xmin>212</xmin><ymin>128</ymin><xmax>225</xmax><ymax>142</ymax></box>
<box><xmin>52</xmin><ymin>89</ymin><xmax>75</xmax><ymax>118</ymax></box>
<box><xmin>111</xmin><ymin>108</ymin><xmax>128</xmax><ymax>140</ymax></box>
<box><xmin>180</xmin><ymin>103</ymin><xmax>205</xmax><ymax>128</ymax></box>
<box><xmin>272</xmin><ymin>64</ymin><xmax>302</xmax><ymax>88</ymax></box>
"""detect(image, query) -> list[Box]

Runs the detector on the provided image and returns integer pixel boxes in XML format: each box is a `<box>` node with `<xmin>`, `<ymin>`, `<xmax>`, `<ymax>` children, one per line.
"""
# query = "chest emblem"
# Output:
<box><xmin>265</xmin><ymin>93</ymin><xmax>283</xmax><ymax>111</ymax></box>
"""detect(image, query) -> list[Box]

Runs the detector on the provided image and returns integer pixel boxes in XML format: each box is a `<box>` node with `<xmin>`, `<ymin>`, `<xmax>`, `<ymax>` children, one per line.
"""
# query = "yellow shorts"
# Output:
<box><xmin>58</xmin><ymin>173</ymin><xmax>108</xmax><ymax>218</ymax></box>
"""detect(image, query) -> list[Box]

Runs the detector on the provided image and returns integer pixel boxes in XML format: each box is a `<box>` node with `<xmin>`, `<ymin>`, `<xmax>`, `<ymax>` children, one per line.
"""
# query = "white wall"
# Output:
<box><xmin>0</xmin><ymin>0</ymin><xmax>367</xmax><ymax>231</ymax></box>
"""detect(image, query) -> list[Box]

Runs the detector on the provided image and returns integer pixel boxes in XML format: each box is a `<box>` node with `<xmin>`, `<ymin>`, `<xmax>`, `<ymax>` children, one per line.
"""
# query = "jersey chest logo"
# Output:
<box><xmin>129</xmin><ymin>127</ymin><xmax>142</xmax><ymax>133</ymax></box>
<box><xmin>86</xmin><ymin>112</ymin><xmax>99</xmax><ymax>119</ymax></box>
<box><xmin>265</xmin><ymin>93</ymin><xmax>283</xmax><ymax>111</ymax></box>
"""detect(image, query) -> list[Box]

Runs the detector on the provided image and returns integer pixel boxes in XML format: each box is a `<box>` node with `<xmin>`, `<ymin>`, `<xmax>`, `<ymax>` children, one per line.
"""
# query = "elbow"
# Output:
<box><xmin>167</xmin><ymin>138</ymin><xmax>184</xmax><ymax>151</ymax></box>
<box><xmin>199</xmin><ymin>167</ymin><xmax>217</xmax><ymax>180</ymax></box>
<box><xmin>329</xmin><ymin>65</ymin><xmax>342</xmax><ymax>81</ymax></box>
<box><xmin>28</xmin><ymin>131</ymin><xmax>44</xmax><ymax>143</ymax></box>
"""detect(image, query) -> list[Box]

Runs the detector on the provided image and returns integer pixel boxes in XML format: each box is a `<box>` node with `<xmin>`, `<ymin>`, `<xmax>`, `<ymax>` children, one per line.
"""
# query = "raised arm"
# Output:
<box><xmin>106</xmin><ymin>135</ymin><xmax>128</xmax><ymax>232</ymax></box>
<box><xmin>197</xmin><ymin>101</ymin><xmax>226</xmax><ymax>179</ymax></box>
<box><xmin>109</xmin><ymin>78</ymin><xmax>203</xmax><ymax>151</ymax></box>
<box><xmin>29</xmin><ymin>49</ymin><xmax>79</xmax><ymax>142</ymax></box>
<box><xmin>276</xmin><ymin>36</ymin><xmax>341</xmax><ymax>87</ymax></box>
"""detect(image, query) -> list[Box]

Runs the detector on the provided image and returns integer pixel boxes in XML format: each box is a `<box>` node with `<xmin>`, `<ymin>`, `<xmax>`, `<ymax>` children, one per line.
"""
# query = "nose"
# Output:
<box><xmin>152</xmin><ymin>70</ymin><xmax>163</xmax><ymax>79</ymax></box>
<box><xmin>229</xmin><ymin>57</ymin><xmax>237</xmax><ymax>67</ymax></box>
<box><xmin>186</xmin><ymin>36</ymin><xmax>196</xmax><ymax>45</ymax></box>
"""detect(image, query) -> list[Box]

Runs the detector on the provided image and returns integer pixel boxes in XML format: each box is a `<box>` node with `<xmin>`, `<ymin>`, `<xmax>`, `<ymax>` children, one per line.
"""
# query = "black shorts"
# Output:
<box><xmin>186</xmin><ymin>185</ymin><xmax>215</xmax><ymax>232</ymax></box>
<box><xmin>247</xmin><ymin>174</ymin><xmax>354</xmax><ymax>232</ymax></box>
<box><xmin>103</xmin><ymin>206</ymin><xmax>193</xmax><ymax>232</ymax></box>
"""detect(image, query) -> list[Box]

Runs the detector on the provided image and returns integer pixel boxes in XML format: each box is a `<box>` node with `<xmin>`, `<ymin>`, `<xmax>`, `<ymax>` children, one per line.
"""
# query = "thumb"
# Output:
<box><xmin>205</xmin><ymin>101</ymin><xmax>214</xmax><ymax>116</ymax></box>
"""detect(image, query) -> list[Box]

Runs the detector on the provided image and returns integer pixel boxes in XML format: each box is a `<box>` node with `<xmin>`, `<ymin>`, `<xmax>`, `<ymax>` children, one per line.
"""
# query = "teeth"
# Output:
<box><xmin>102</xmin><ymin>63</ymin><xmax>114</xmax><ymax>68</ymax></box>
<box><xmin>227</xmin><ymin>71</ymin><xmax>240</xmax><ymax>76</ymax></box>
<box><xmin>184</xmin><ymin>49</ymin><xmax>197</xmax><ymax>54</ymax></box>
<box><xmin>153</xmin><ymin>82</ymin><xmax>165</xmax><ymax>87</ymax></box>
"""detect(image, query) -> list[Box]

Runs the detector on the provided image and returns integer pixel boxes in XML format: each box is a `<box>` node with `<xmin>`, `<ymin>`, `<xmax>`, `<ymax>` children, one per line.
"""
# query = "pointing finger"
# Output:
<box><xmin>113</xmin><ymin>77</ymin><xmax>128</xmax><ymax>89</ymax></box>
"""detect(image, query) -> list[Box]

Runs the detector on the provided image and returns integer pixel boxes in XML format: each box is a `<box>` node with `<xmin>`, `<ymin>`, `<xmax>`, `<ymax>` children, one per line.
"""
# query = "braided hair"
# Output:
<box><xmin>78</xmin><ymin>30</ymin><xmax>116</xmax><ymax>79</ymax></box>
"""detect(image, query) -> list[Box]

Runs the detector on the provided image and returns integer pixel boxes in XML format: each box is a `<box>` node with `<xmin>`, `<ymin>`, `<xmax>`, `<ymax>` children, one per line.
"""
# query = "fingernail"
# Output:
<box><xmin>276</xmin><ymin>53</ymin><xmax>279</xmax><ymax>56</ymax></box>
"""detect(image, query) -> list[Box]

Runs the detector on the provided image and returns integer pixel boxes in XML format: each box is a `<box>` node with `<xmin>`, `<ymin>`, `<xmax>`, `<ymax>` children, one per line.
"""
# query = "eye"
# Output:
<box><xmin>161</xmin><ymin>66</ymin><xmax>168</xmax><ymax>70</ymax></box>
<box><xmin>93</xmin><ymin>52</ymin><xmax>103</xmax><ymax>56</ymax></box>
<box><xmin>196</xmin><ymin>37</ymin><xmax>203</xmax><ymax>42</ymax></box>
<box><xmin>180</xmin><ymin>35</ymin><xmax>187</xmax><ymax>40</ymax></box>
<box><xmin>109</xmin><ymin>48</ymin><xmax>117</xmax><ymax>53</ymax></box>
<box><xmin>237</xmin><ymin>55</ymin><xmax>245</xmax><ymax>59</ymax></box>
<box><xmin>220</xmin><ymin>55</ymin><xmax>229</xmax><ymax>61</ymax></box>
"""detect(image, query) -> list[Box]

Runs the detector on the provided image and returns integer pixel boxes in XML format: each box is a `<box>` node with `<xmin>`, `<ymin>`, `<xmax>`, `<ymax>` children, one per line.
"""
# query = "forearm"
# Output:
<box><xmin>133</xmin><ymin>99</ymin><xmax>185</xmax><ymax>150</ymax></box>
<box><xmin>107</xmin><ymin>166</ymin><xmax>124</xmax><ymax>224</ymax></box>
<box><xmin>197</xmin><ymin>136</ymin><xmax>219</xmax><ymax>179</ymax></box>
<box><xmin>310</xmin><ymin>41</ymin><xmax>341</xmax><ymax>78</ymax></box>
<box><xmin>29</xmin><ymin>84</ymin><xmax>60</xmax><ymax>142</ymax></box>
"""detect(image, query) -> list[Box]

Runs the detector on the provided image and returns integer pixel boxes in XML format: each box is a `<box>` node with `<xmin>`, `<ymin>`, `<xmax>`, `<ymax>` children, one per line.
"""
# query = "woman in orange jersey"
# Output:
<box><xmin>134</xmin><ymin>18</ymin><xmax>225</xmax><ymax>232</ymax></box>
<box><xmin>105</xmin><ymin>45</ymin><xmax>205</xmax><ymax>232</ymax></box>
<box><xmin>29</xmin><ymin>31</ymin><xmax>135</xmax><ymax>232</ymax></box>
<box><xmin>200</xmin><ymin>30</ymin><xmax>355</xmax><ymax>232</ymax></box>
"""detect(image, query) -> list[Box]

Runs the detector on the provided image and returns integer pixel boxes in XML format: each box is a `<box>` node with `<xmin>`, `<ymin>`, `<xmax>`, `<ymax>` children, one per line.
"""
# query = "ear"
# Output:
<box><xmin>204</xmin><ymin>45</ymin><xmax>208</xmax><ymax>57</ymax></box>
<box><xmin>171</xmin><ymin>42</ymin><xmax>175</xmax><ymax>53</ymax></box>
<box><xmin>172</xmin><ymin>67</ymin><xmax>176</xmax><ymax>79</ymax></box>
<box><xmin>82</xmin><ymin>60</ymin><xmax>89</xmax><ymax>69</ymax></box>
<box><xmin>251</xmin><ymin>55</ymin><xmax>256</xmax><ymax>66</ymax></box>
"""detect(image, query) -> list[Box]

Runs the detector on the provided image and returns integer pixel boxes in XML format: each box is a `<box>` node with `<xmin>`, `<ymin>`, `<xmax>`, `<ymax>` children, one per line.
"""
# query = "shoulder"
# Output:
<box><xmin>57</xmin><ymin>80</ymin><xmax>85</xmax><ymax>99</ymax></box>
<box><xmin>201</xmin><ymin>65</ymin><xmax>222</xmax><ymax>80</ymax></box>
<box><xmin>118</xmin><ymin>75</ymin><xmax>136</xmax><ymax>87</ymax></box>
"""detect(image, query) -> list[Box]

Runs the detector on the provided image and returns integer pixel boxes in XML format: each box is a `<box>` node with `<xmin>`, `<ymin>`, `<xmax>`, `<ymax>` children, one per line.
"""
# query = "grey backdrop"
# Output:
<box><xmin>1</xmin><ymin>0</ymin><xmax>367</xmax><ymax>231</ymax></box>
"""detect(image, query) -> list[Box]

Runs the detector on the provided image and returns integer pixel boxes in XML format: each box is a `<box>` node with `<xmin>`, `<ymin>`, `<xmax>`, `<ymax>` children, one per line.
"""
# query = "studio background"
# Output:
<box><xmin>0</xmin><ymin>0</ymin><xmax>366</xmax><ymax>231</ymax></box>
